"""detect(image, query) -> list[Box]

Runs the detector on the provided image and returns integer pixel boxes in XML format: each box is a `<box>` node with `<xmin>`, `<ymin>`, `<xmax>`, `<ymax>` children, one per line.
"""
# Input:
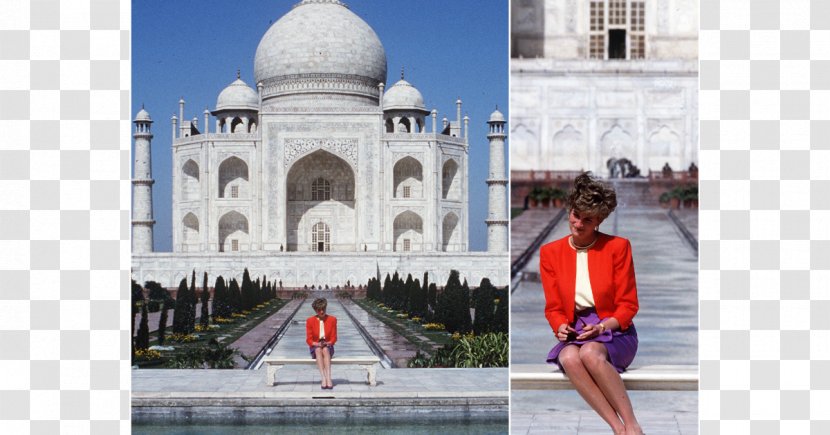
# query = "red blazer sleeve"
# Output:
<box><xmin>305</xmin><ymin>317</ymin><xmax>315</xmax><ymax>347</ymax></box>
<box><xmin>611</xmin><ymin>239</ymin><xmax>639</xmax><ymax>331</ymax></box>
<box><xmin>541</xmin><ymin>244</ymin><xmax>569</xmax><ymax>333</ymax></box>
<box><xmin>327</xmin><ymin>316</ymin><xmax>337</xmax><ymax>345</ymax></box>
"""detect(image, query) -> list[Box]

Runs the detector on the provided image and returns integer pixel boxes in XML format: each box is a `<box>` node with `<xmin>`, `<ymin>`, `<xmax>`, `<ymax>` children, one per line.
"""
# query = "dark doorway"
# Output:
<box><xmin>318</xmin><ymin>241</ymin><xmax>324</xmax><ymax>252</ymax></box>
<box><xmin>609</xmin><ymin>29</ymin><xmax>626</xmax><ymax>59</ymax></box>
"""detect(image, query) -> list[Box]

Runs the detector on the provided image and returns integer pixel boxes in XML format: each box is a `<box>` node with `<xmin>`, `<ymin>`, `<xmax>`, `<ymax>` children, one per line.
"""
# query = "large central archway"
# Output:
<box><xmin>285</xmin><ymin>149</ymin><xmax>356</xmax><ymax>252</ymax></box>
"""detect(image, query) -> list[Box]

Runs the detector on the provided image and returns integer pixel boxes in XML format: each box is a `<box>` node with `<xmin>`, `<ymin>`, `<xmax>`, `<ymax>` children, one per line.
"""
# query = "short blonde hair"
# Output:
<box><xmin>311</xmin><ymin>298</ymin><xmax>327</xmax><ymax>312</ymax></box>
<box><xmin>567</xmin><ymin>172</ymin><xmax>617</xmax><ymax>220</ymax></box>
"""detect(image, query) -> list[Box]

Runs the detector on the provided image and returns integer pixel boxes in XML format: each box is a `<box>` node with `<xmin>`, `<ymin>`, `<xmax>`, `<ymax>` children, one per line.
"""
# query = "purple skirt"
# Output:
<box><xmin>309</xmin><ymin>345</ymin><xmax>334</xmax><ymax>359</ymax></box>
<box><xmin>546</xmin><ymin>308</ymin><xmax>638</xmax><ymax>373</ymax></box>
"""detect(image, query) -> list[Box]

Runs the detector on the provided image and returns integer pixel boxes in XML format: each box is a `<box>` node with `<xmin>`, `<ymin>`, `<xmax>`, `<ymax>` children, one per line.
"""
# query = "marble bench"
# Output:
<box><xmin>511</xmin><ymin>364</ymin><xmax>698</xmax><ymax>391</ymax></box>
<box><xmin>262</xmin><ymin>356</ymin><xmax>381</xmax><ymax>386</ymax></box>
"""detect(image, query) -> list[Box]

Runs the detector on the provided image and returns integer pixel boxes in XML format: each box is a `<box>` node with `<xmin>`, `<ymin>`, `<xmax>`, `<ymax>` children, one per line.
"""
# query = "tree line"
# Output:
<box><xmin>132</xmin><ymin>268</ymin><xmax>278</xmax><ymax>356</ymax></box>
<box><xmin>366</xmin><ymin>269</ymin><xmax>508</xmax><ymax>335</ymax></box>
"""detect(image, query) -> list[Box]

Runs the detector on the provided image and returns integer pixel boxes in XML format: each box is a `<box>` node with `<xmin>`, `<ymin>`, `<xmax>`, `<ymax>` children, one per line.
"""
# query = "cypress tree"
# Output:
<box><xmin>131</xmin><ymin>280</ymin><xmax>143</xmax><ymax>342</ymax></box>
<box><xmin>158</xmin><ymin>299</ymin><xmax>169</xmax><ymax>345</ymax></box>
<box><xmin>242</xmin><ymin>269</ymin><xmax>253</xmax><ymax>311</ymax></box>
<box><xmin>427</xmin><ymin>283</ymin><xmax>437</xmax><ymax>321</ymax></box>
<box><xmin>172</xmin><ymin>278</ymin><xmax>188</xmax><ymax>334</ymax></box>
<box><xmin>188</xmin><ymin>270</ymin><xmax>197</xmax><ymax>333</ymax></box>
<box><xmin>461</xmin><ymin>278</ymin><xmax>472</xmax><ymax>333</ymax></box>
<box><xmin>200</xmin><ymin>272</ymin><xmax>210</xmax><ymax>329</ymax></box>
<box><xmin>229</xmin><ymin>278</ymin><xmax>241</xmax><ymax>314</ymax></box>
<box><xmin>404</xmin><ymin>274</ymin><xmax>414</xmax><ymax>313</ymax></box>
<box><xmin>494</xmin><ymin>286</ymin><xmax>509</xmax><ymax>334</ymax></box>
<box><xmin>136</xmin><ymin>302</ymin><xmax>150</xmax><ymax>351</ymax></box>
<box><xmin>473</xmin><ymin>278</ymin><xmax>496</xmax><ymax>335</ymax></box>
<box><xmin>212</xmin><ymin>276</ymin><xmax>228</xmax><ymax>319</ymax></box>
<box><xmin>383</xmin><ymin>273</ymin><xmax>391</xmax><ymax>305</ymax></box>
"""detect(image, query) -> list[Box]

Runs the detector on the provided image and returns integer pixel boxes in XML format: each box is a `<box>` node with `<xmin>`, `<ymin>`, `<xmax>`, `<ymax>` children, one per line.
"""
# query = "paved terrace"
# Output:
<box><xmin>511</xmin><ymin>207</ymin><xmax>698</xmax><ymax>435</ymax></box>
<box><xmin>133</xmin><ymin>297</ymin><xmax>508</xmax><ymax>423</ymax></box>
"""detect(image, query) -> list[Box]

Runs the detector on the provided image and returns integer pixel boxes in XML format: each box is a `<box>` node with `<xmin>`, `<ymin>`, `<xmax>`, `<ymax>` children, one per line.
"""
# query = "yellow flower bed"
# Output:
<box><xmin>214</xmin><ymin>317</ymin><xmax>234</xmax><ymax>324</ymax></box>
<box><xmin>194</xmin><ymin>324</ymin><xmax>219</xmax><ymax>332</ymax></box>
<box><xmin>423</xmin><ymin>323</ymin><xmax>445</xmax><ymax>331</ymax></box>
<box><xmin>411</xmin><ymin>316</ymin><xmax>422</xmax><ymax>323</ymax></box>
<box><xmin>134</xmin><ymin>349</ymin><xmax>162</xmax><ymax>360</ymax></box>
<box><xmin>168</xmin><ymin>333</ymin><xmax>197</xmax><ymax>343</ymax></box>
<box><xmin>231</xmin><ymin>313</ymin><xmax>247</xmax><ymax>318</ymax></box>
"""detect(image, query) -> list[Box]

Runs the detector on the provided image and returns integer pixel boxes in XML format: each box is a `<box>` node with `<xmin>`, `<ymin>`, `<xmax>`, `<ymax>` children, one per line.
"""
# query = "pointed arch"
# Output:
<box><xmin>393</xmin><ymin>156</ymin><xmax>423</xmax><ymax>198</ymax></box>
<box><xmin>218</xmin><ymin>210</ymin><xmax>249</xmax><ymax>252</ymax></box>
<box><xmin>218</xmin><ymin>156</ymin><xmax>249</xmax><ymax>199</ymax></box>
<box><xmin>442</xmin><ymin>158</ymin><xmax>460</xmax><ymax>200</ymax></box>
<box><xmin>442</xmin><ymin>212</ymin><xmax>460</xmax><ymax>252</ymax></box>
<box><xmin>393</xmin><ymin>211</ymin><xmax>423</xmax><ymax>252</ymax></box>
<box><xmin>181</xmin><ymin>159</ymin><xmax>200</xmax><ymax>201</ymax></box>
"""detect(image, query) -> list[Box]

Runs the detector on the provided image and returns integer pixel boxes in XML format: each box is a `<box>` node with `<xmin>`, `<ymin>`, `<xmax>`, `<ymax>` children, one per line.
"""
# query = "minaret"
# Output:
<box><xmin>486</xmin><ymin>107</ymin><xmax>508</xmax><ymax>253</ymax></box>
<box><xmin>132</xmin><ymin>107</ymin><xmax>155</xmax><ymax>253</ymax></box>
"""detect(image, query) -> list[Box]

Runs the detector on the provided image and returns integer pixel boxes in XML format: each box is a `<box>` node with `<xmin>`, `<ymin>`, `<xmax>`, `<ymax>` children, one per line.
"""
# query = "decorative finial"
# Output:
<box><xmin>237</xmin><ymin>69</ymin><xmax>241</xmax><ymax>79</ymax></box>
<box><xmin>141</xmin><ymin>103</ymin><xmax>144</xmax><ymax>109</ymax></box>
<box><xmin>401</xmin><ymin>66</ymin><xmax>404</xmax><ymax>80</ymax></box>
<box><xmin>495</xmin><ymin>104</ymin><xmax>498</xmax><ymax>110</ymax></box>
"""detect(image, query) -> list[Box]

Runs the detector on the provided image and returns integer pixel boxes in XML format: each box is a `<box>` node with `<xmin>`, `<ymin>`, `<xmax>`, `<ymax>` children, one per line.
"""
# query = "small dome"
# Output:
<box><xmin>488</xmin><ymin>108</ymin><xmax>505</xmax><ymax>123</ymax></box>
<box><xmin>215</xmin><ymin>78</ymin><xmax>259</xmax><ymax>111</ymax></box>
<box><xmin>134</xmin><ymin>108</ymin><xmax>152</xmax><ymax>122</ymax></box>
<box><xmin>383</xmin><ymin>79</ymin><xmax>427</xmax><ymax>112</ymax></box>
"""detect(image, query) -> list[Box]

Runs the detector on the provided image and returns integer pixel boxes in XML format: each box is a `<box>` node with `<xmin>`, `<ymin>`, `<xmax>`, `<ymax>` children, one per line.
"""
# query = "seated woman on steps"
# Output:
<box><xmin>306</xmin><ymin>298</ymin><xmax>337</xmax><ymax>389</ymax></box>
<box><xmin>541</xmin><ymin>172</ymin><xmax>643</xmax><ymax>435</ymax></box>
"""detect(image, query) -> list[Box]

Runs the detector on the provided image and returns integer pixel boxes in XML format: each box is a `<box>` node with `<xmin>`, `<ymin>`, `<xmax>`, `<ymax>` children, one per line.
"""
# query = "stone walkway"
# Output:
<box><xmin>229</xmin><ymin>298</ymin><xmax>303</xmax><ymax>367</ymax></box>
<box><xmin>340</xmin><ymin>299</ymin><xmax>421</xmax><ymax>367</ymax></box>
<box><xmin>510</xmin><ymin>208</ymin><xmax>565</xmax><ymax>266</ymax></box>
<box><xmin>511</xmin><ymin>207</ymin><xmax>698</xmax><ymax>434</ymax></box>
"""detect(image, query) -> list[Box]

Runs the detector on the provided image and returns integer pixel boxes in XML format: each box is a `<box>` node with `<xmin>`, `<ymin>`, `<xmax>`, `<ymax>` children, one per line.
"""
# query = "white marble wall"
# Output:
<box><xmin>132</xmin><ymin>251</ymin><xmax>510</xmax><ymax>288</ymax></box>
<box><xmin>511</xmin><ymin>60</ymin><xmax>698</xmax><ymax>176</ymax></box>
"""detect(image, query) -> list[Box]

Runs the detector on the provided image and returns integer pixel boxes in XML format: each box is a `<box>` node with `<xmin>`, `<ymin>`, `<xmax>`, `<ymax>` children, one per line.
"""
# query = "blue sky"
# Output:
<box><xmin>132</xmin><ymin>0</ymin><xmax>509</xmax><ymax>252</ymax></box>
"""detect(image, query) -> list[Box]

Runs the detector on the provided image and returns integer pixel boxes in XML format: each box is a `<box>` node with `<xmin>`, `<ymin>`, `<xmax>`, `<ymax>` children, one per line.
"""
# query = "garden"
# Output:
<box><xmin>131</xmin><ymin>269</ymin><xmax>286</xmax><ymax>369</ymax></box>
<box><xmin>360</xmin><ymin>270</ymin><xmax>509</xmax><ymax>368</ymax></box>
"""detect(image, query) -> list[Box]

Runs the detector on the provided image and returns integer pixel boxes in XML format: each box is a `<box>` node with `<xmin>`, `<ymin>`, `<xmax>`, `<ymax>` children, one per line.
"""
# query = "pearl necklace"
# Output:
<box><xmin>569</xmin><ymin>235</ymin><xmax>598</xmax><ymax>251</ymax></box>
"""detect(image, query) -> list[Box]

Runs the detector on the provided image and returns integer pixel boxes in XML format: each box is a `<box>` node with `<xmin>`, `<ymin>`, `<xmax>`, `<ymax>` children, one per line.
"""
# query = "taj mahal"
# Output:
<box><xmin>131</xmin><ymin>0</ymin><xmax>509</xmax><ymax>288</ymax></box>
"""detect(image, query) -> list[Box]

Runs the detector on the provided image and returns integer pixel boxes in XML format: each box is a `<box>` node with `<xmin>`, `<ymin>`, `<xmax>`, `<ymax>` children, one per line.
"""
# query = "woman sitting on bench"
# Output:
<box><xmin>541</xmin><ymin>173</ymin><xmax>643</xmax><ymax>435</ymax></box>
<box><xmin>306</xmin><ymin>298</ymin><xmax>337</xmax><ymax>390</ymax></box>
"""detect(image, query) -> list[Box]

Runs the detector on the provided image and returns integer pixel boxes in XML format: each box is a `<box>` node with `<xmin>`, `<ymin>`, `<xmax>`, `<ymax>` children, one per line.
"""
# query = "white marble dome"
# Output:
<box><xmin>488</xmin><ymin>108</ymin><xmax>505</xmax><ymax>123</ymax></box>
<box><xmin>215</xmin><ymin>78</ymin><xmax>259</xmax><ymax>111</ymax></box>
<box><xmin>383</xmin><ymin>79</ymin><xmax>427</xmax><ymax>112</ymax></box>
<box><xmin>134</xmin><ymin>108</ymin><xmax>152</xmax><ymax>122</ymax></box>
<box><xmin>253</xmin><ymin>0</ymin><xmax>387</xmax><ymax>87</ymax></box>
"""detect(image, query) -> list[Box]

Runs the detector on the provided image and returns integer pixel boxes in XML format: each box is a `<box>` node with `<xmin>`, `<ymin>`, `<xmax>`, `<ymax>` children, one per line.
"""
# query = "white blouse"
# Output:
<box><xmin>573</xmin><ymin>246</ymin><xmax>595</xmax><ymax>311</ymax></box>
<box><xmin>319</xmin><ymin>319</ymin><xmax>325</xmax><ymax>340</ymax></box>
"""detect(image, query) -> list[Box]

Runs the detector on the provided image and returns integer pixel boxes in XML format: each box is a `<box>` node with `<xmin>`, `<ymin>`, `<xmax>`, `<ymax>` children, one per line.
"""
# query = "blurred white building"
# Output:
<box><xmin>511</xmin><ymin>0</ymin><xmax>698</xmax><ymax>177</ymax></box>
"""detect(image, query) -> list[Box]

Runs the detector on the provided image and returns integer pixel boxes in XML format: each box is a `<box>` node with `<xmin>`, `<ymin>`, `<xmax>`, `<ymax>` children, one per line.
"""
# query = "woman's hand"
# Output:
<box><xmin>576</xmin><ymin>323</ymin><xmax>604</xmax><ymax>341</ymax></box>
<box><xmin>556</xmin><ymin>324</ymin><xmax>576</xmax><ymax>342</ymax></box>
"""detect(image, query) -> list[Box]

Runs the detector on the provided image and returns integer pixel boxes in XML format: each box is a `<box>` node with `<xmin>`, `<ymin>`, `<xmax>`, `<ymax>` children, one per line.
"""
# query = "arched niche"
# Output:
<box><xmin>218</xmin><ymin>156</ymin><xmax>249</xmax><ymax>199</ymax></box>
<box><xmin>441</xmin><ymin>159</ymin><xmax>460</xmax><ymax>200</ymax></box>
<box><xmin>218</xmin><ymin>210</ymin><xmax>249</xmax><ymax>252</ymax></box>
<box><xmin>393</xmin><ymin>156</ymin><xmax>423</xmax><ymax>198</ymax></box>
<box><xmin>285</xmin><ymin>150</ymin><xmax>356</xmax><ymax>252</ymax></box>
<box><xmin>393</xmin><ymin>211</ymin><xmax>423</xmax><ymax>252</ymax></box>
<box><xmin>181</xmin><ymin>159</ymin><xmax>200</xmax><ymax>201</ymax></box>
<box><xmin>442</xmin><ymin>212</ymin><xmax>460</xmax><ymax>252</ymax></box>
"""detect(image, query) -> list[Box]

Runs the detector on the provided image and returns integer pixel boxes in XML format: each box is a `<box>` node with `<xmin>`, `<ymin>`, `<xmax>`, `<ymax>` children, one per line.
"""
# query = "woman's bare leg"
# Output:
<box><xmin>579</xmin><ymin>342</ymin><xmax>642</xmax><ymax>435</ymax></box>
<box><xmin>314</xmin><ymin>348</ymin><xmax>326</xmax><ymax>387</ymax></box>
<box><xmin>559</xmin><ymin>345</ymin><xmax>626</xmax><ymax>434</ymax></box>
<box><xmin>321</xmin><ymin>346</ymin><xmax>333</xmax><ymax>387</ymax></box>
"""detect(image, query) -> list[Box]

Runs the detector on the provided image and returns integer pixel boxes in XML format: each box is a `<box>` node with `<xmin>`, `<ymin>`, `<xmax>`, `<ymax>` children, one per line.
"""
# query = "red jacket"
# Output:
<box><xmin>306</xmin><ymin>315</ymin><xmax>337</xmax><ymax>346</ymax></box>
<box><xmin>540</xmin><ymin>233</ymin><xmax>639</xmax><ymax>332</ymax></box>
